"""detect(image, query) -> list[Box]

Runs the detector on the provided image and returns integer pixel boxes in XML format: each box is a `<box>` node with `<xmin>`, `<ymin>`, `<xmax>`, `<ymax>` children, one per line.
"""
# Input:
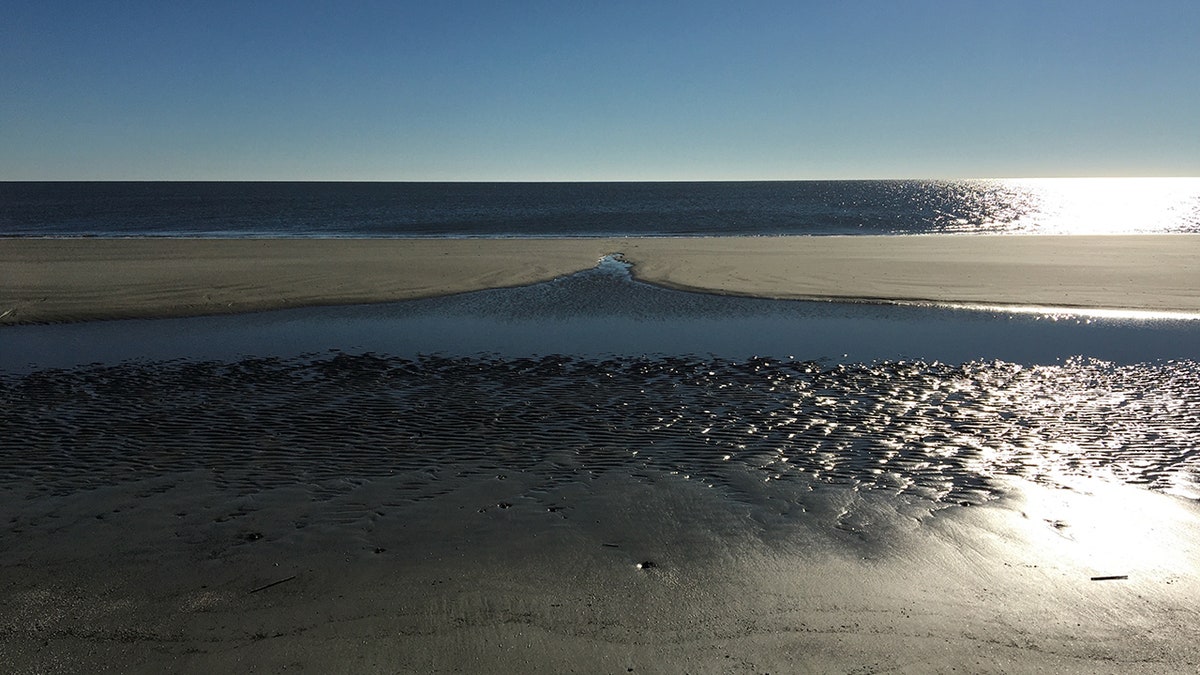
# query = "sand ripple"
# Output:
<box><xmin>2</xmin><ymin>354</ymin><xmax>1198</xmax><ymax>505</ymax></box>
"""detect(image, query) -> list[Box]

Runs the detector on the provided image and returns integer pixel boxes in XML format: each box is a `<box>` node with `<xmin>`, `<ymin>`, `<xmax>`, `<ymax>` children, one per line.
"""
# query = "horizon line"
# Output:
<box><xmin>4</xmin><ymin>175</ymin><xmax>1200</xmax><ymax>184</ymax></box>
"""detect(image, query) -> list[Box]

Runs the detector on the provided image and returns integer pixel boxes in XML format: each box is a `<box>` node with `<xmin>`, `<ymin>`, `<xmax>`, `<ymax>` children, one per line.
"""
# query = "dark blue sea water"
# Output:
<box><xmin>3</xmin><ymin>179</ymin><xmax>1199</xmax><ymax>237</ymax></box>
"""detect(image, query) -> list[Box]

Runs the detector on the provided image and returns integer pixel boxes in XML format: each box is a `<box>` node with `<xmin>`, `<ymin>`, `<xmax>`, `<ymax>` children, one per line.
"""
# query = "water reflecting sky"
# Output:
<box><xmin>3</xmin><ymin>258</ymin><xmax>1199</xmax><ymax>372</ymax></box>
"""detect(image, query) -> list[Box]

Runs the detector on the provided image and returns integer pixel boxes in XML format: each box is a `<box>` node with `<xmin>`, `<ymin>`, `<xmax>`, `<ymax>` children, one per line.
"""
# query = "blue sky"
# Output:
<box><xmin>3</xmin><ymin>1</ymin><xmax>1197</xmax><ymax>180</ymax></box>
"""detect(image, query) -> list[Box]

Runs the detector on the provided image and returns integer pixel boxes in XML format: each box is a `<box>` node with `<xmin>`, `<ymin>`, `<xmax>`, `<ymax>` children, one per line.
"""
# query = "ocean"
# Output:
<box><xmin>3</xmin><ymin>178</ymin><xmax>1200</xmax><ymax>237</ymax></box>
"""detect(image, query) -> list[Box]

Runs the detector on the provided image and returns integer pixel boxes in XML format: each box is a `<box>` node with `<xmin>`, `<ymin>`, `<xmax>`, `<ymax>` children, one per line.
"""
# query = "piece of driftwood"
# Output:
<box><xmin>249</xmin><ymin>575</ymin><xmax>297</xmax><ymax>594</ymax></box>
<box><xmin>1089</xmin><ymin>575</ymin><xmax>1128</xmax><ymax>581</ymax></box>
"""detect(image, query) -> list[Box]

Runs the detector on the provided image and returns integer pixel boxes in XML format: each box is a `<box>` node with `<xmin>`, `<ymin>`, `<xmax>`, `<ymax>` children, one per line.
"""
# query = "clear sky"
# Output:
<box><xmin>3</xmin><ymin>1</ymin><xmax>1198</xmax><ymax>181</ymax></box>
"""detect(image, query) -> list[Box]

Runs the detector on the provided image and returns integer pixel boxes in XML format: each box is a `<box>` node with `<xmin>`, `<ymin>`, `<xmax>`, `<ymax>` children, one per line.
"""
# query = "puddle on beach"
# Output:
<box><xmin>4</xmin><ymin>254</ymin><xmax>1200</xmax><ymax>371</ymax></box>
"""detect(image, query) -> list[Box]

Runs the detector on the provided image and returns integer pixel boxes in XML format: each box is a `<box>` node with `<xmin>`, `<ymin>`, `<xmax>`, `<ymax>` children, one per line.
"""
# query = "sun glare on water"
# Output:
<box><xmin>1006</xmin><ymin>177</ymin><xmax>1200</xmax><ymax>235</ymax></box>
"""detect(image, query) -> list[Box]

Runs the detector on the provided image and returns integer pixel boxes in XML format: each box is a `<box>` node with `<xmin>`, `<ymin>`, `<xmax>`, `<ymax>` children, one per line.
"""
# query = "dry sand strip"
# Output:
<box><xmin>2</xmin><ymin>235</ymin><xmax>1199</xmax><ymax>324</ymax></box>
<box><xmin>623</xmin><ymin>234</ymin><xmax>1200</xmax><ymax>315</ymax></box>
<box><xmin>0</xmin><ymin>238</ymin><xmax>617</xmax><ymax>324</ymax></box>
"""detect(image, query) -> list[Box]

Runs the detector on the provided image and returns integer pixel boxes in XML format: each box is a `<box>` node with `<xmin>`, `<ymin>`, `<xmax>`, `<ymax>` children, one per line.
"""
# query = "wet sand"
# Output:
<box><xmin>3</xmin><ymin>471</ymin><xmax>1199</xmax><ymax>673</ymax></box>
<box><xmin>3</xmin><ymin>234</ymin><xmax>1200</xmax><ymax>323</ymax></box>
<box><xmin>3</xmin><ymin>353</ymin><xmax>1200</xmax><ymax>672</ymax></box>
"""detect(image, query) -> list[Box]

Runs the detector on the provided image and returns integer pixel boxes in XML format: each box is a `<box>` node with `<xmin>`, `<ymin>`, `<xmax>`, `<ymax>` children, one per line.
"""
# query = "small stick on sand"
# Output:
<box><xmin>249</xmin><ymin>575</ymin><xmax>297</xmax><ymax>594</ymax></box>
<box><xmin>1089</xmin><ymin>575</ymin><xmax>1129</xmax><ymax>581</ymax></box>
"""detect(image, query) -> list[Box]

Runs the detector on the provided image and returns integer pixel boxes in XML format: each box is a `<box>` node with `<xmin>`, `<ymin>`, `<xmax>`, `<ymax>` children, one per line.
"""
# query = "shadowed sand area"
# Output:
<box><xmin>3</xmin><ymin>234</ymin><xmax>1200</xmax><ymax>323</ymax></box>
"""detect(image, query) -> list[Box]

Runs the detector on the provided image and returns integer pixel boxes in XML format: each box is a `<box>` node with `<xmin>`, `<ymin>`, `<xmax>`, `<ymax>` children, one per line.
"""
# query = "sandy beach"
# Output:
<box><xmin>4</xmin><ymin>234</ymin><xmax>1200</xmax><ymax>672</ymax></box>
<box><xmin>3</xmin><ymin>465</ymin><xmax>1199</xmax><ymax>673</ymax></box>
<box><xmin>3</xmin><ymin>234</ymin><xmax>1200</xmax><ymax>324</ymax></box>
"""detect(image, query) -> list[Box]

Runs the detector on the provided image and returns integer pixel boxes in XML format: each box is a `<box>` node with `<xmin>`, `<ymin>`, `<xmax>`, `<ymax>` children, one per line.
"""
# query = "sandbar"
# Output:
<box><xmin>2</xmin><ymin>235</ymin><xmax>1199</xmax><ymax>324</ymax></box>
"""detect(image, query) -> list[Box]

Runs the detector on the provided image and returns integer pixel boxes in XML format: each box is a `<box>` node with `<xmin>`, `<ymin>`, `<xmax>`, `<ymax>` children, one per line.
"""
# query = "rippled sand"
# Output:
<box><xmin>6</xmin><ymin>353</ymin><xmax>1200</xmax><ymax>501</ymax></box>
<box><xmin>3</xmin><ymin>350</ymin><xmax>1200</xmax><ymax>671</ymax></box>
